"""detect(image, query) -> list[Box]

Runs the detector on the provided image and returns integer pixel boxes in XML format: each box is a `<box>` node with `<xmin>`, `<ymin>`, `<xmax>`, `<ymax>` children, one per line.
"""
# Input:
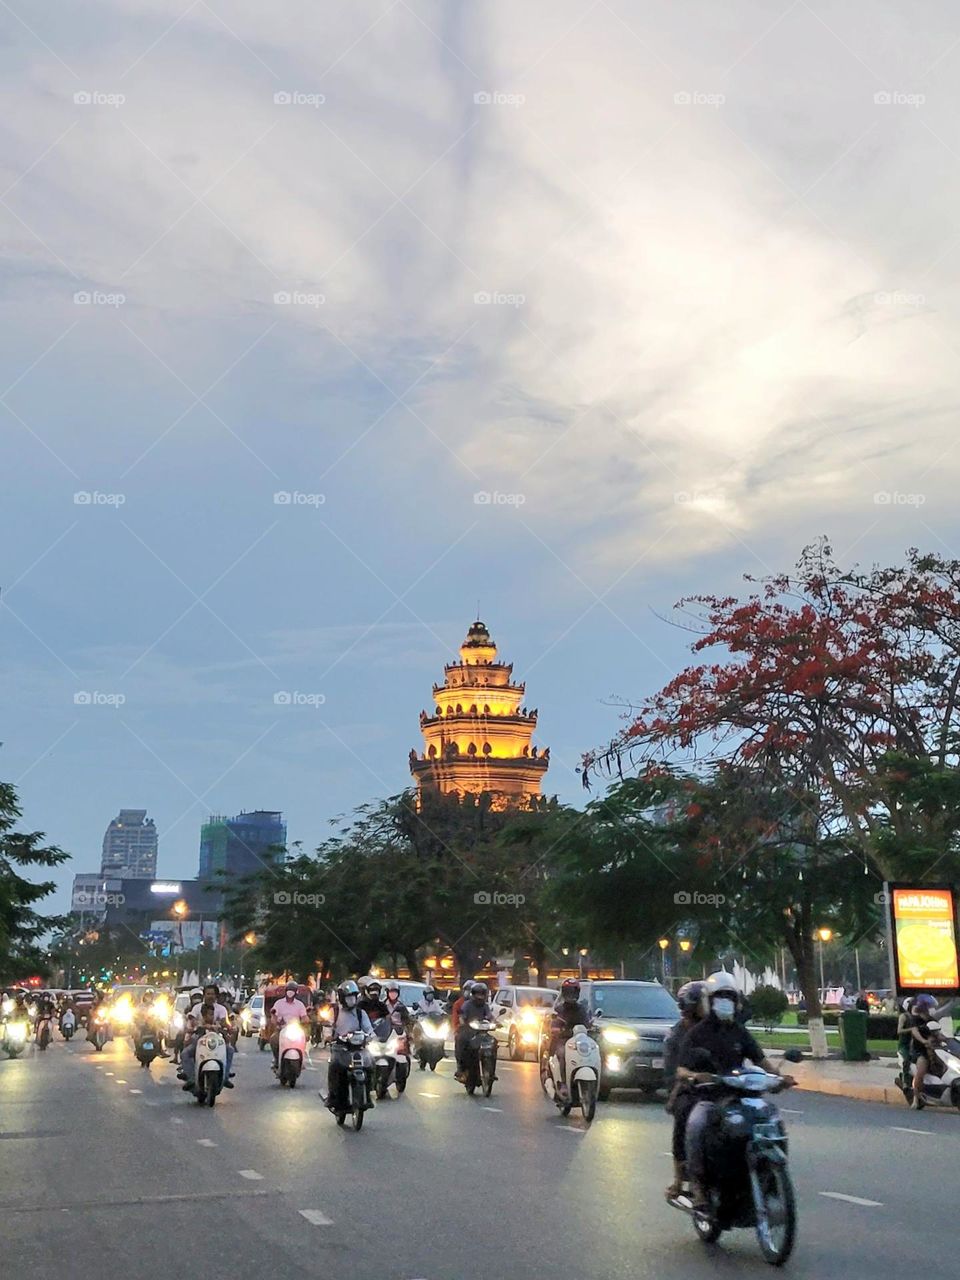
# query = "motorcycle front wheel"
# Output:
<box><xmin>754</xmin><ymin>1162</ymin><xmax>796</xmax><ymax>1266</ymax></box>
<box><xmin>351</xmin><ymin>1081</ymin><xmax>365</xmax><ymax>1130</ymax></box>
<box><xmin>204</xmin><ymin>1077</ymin><xmax>218</xmax><ymax>1107</ymax></box>
<box><xmin>579</xmin><ymin>1079</ymin><xmax>598</xmax><ymax>1123</ymax></box>
<box><xmin>481</xmin><ymin>1057</ymin><xmax>495</xmax><ymax>1098</ymax></box>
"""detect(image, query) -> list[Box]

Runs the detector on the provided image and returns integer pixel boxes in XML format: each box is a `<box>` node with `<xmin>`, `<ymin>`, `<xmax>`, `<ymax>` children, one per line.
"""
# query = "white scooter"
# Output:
<box><xmin>61</xmin><ymin>1009</ymin><xmax>77</xmax><ymax>1041</ymax></box>
<box><xmin>541</xmin><ymin>1024</ymin><xmax>601</xmax><ymax>1122</ymax></box>
<box><xmin>194</xmin><ymin>1029</ymin><xmax>227</xmax><ymax>1106</ymax></box>
<box><xmin>277</xmin><ymin>1021</ymin><xmax>306</xmax><ymax>1088</ymax></box>
<box><xmin>897</xmin><ymin>1020</ymin><xmax>960</xmax><ymax>1111</ymax></box>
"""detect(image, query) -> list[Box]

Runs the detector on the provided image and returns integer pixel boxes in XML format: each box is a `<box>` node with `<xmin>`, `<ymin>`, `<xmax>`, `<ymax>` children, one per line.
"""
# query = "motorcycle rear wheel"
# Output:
<box><xmin>755</xmin><ymin>1163</ymin><xmax>796</xmax><ymax>1266</ymax></box>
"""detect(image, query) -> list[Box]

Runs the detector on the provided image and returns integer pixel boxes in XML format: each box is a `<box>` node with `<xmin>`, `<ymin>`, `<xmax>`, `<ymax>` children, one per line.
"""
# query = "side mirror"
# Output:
<box><xmin>411</xmin><ymin>1002</ymin><xmax>420</xmax><ymax>1011</ymax></box>
<box><xmin>783</xmin><ymin>1048</ymin><xmax>804</xmax><ymax>1064</ymax></box>
<box><xmin>594</xmin><ymin>1008</ymin><xmax>603</xmax><ymax>1018</ymax></box>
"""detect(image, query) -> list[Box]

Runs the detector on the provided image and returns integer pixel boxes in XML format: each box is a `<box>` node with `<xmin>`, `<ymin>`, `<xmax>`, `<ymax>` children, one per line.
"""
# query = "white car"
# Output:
<box><xmin>240</xmin><ymin>993</ymin><xmax>266</xmax><ymax>1041</ymax></box>
<box><xmin>491</xmin><ymin>985</ymin><xmax>558</xmax><ymax>1060</ymax></box>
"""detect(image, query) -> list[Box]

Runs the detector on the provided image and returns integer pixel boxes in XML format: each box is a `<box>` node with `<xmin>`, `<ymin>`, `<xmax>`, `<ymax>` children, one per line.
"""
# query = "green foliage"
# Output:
<box><xmin>750</xmin><ymin>983</ymin><xmax>789</xmax><ymax>1029</ymax></box>
<box><xmin>0</xmin><ymin>780</ymin><xmax>70</xmax><ymax>982</ymax></box>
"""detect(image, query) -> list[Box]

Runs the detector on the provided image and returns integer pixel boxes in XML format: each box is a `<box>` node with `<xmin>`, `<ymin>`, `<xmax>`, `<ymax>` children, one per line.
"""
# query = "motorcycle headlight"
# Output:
<box><xmin>521</xmin><ymin>1008</ymin><xmax>539</xmax><ymax>1026</ymax></box>
<box><xmin>576</xmin><ymin>1036</ymin><xmax>593</xmax><ymax>1054</ymax></box>
<box><xmin>240</xmin><ymin>1009</ymin><xmax>251</xmax><ymax>1025</ymax></box>
<box><xmin>8</xmin><ymin>1022</ymin><xmax>27</xmax><ymax>1042</ymax></box>
<box><xmin>424</xmin><ymin>1021</ymin><xmax>448</xmax><ymax>1040</ymax></box>
<box><xmin>601</xmin><ymin>1027</ymin><xmax>636</xmax><ymax>1047</ymax></box>
<box><xmin>172</xmin><ymin>1013</ymin><xmax>185</xmax><ymax>1030</ymax></box>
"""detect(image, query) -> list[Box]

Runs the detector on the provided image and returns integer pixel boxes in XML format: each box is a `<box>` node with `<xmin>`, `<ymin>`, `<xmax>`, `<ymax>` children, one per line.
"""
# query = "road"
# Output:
<box><xmin>1</xmin><ymin>1031</ymin><xmax>955</xmax><ymax>1279</ymax></box>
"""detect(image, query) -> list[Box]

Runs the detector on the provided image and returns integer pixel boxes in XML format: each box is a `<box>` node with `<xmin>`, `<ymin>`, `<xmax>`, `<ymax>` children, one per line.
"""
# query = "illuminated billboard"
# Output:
<box><xmin>887</xmin><ymin>885</ymin><xmax>959</xmax><ymax>994</ymax></box>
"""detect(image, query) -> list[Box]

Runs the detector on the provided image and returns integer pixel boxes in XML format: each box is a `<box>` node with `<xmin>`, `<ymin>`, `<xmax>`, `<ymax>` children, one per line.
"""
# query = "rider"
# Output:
<box><xmin>358</xmin><ymin>980</ymin><xmax>388</xmax><ymax>1026</ymax></box>
<box><xmin>180</xmin><ymin>984</ymin><xmax>234</xmax><ymax>1091</ymax></box>
<box><xmin>58</xmin><ymin>994</ymin><xmax>76</xmax><ymax>1035</ymax></box>
<box><xmin>454</xmin><ymin>981</ymin><xmax>496</xmax><ymax>1082</ymax></box>
<box><xmin>544</xmin><ymin>978</ymin><xmax>593</xmax><ymax>1096</ymax></box>
<box><xmin>896</xmin><ymin>997</ymin><xmax>914</xmax><ymax>1084</ymax></box>
<box><xmin>663</xmin><ymin>980</ymin><xmax>706</xmax><ymax>1200</ymax></box>
<box><xmin>418</xmin><ymin>987</ymin><xmax>446</xmax><ymax>1017</ymax></box>
<box><xmin>383</xmin><ymin>981</ymin><xmax>411</xmax><ymax>1029</ymax></box>
<box><xmin>907</xmin><ymin>993</ymin><xmax>940</xmax><ymax>1107</ymax></box>
<box><xmin>677</xmin><ymin>971</ymin><xmax>795</xmax><ymax>1210</ymax></box>
<box><xmin>449</xmin><ymin>981</ymin><xmax>474</xmax><ymax>1035</ymax></box>
<box><xmin>325</xmin><ymin>980</ymin><xmax>375</xmax><ymax>1113</ymax></box>
<box><xmin>269</xmin><ymin>982</ymin><xmax>309</xmax><ymax>1072</ymax></box>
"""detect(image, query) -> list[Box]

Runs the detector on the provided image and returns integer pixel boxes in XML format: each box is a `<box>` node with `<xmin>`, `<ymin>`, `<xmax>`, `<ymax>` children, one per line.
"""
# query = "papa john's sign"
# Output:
<box><xmin>885</xmin><ymin>884</ymin><xmax>960</xmax><ymax>994</ymax></box>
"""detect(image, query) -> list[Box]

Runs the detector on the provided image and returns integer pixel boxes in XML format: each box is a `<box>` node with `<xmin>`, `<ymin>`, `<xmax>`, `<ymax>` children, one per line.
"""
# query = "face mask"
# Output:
<box><xmin>344</xmin><ymin>996</ymin><xmax>357</xmax><ymax>1009</ymax></box>
<box><xmin>713</xmin><ymin>997</ymin><xmax>736</xmax><ymax>1021</ymax></box>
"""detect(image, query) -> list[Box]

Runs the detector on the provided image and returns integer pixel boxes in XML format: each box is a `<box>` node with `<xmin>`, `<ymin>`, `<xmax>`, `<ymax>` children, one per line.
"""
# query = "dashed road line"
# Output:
<box><xmin>481</xmin><ymin>1106</ymin><xmax>502</xmax><ymax>1113</ymax></box>
<box><xmin>196</xmin><ymin>1138</ymin><xmax>217</xmax><ymax>1148</ymax></box>
<box><xmin>419</xmin><ymin>1092</ymin><xmax>441</xmax><ymax>1098</ymax></box>
<box><xmin>299</xmin><ymin>1210</ymin><xmax>333</xmax><ymax>1226</ymax></box>
<box><xmin>238</xmin><ymin>1170</ymin><xmax>263</xmax><ymax>1180</ymax></box>
<box><xmin>890</xmin><ymin>1126</ymin><xmax>932</xmax><ymax>1136</ymax></box>
<box><xmin>129</xmin><ymin>1089</ymin><xmax>142</xmax><ymax>1095</ymax></box>
<box><xmin>819</xmin><ymin>1192</ymin><xmax>883</xmax><ymax>1207</ymax></box>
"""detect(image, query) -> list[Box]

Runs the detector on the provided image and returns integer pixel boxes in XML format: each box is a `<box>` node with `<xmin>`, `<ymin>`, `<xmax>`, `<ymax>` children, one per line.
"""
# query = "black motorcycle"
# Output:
<box><xmin>669</xmin><ymin>1065</ymin><xmax>798</xmax><ymax>1266</ymax></box>
<box><xmin>134</xmin><ymin>1023</ymin><xmax>161</xmax><ymax>1068</ymax></box>
<box><xmin>415</xmin><ymin>1011</ymin><xmax>448</xmax><ymax>1071</ymax></box>
<box><xmin>329</xmin><ymin>1031</ymin><xmax>374</xmax><ymax>1131</ymax></box>
<box><xmin>462</xmin><ymin>1019</ymin><xmax>498</xmax><ymax>1098</ymax></box>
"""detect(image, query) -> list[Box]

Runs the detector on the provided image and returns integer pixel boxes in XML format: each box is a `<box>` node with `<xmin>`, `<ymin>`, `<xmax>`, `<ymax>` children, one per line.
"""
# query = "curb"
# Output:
<box><xmin>793</xmin><ymin>1074</ymin><xmax>906</xmax><ymax>1106</ymax></box>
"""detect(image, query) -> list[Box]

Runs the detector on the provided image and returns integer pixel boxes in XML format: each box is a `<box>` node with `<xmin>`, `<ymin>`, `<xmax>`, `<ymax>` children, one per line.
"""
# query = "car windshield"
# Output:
<box><xmin>591</xmin><ymin>985</ymin><xmax>679</xmax><ymax>1020</ymax></box>
<box><xmin>517</xmin><ymin>990</ymin><xmax>558</xmax><ymax>1008</ymax></box>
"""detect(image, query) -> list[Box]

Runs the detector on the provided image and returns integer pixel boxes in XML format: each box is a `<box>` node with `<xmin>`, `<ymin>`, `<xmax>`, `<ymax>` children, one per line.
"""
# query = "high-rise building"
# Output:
<box><xmin>198</xmin><ymin>810</ymin><xmax>286</xmax><ymax>881</ymax></box>
<box><xmin>101</xmin><ymin>809</ymin><xmax>158</xmax><ymax>878</ymax></box>
<box><xmin>409</xmin><ymin>619</ymin><xmax>549</xmax><ymax>807</ymax></box>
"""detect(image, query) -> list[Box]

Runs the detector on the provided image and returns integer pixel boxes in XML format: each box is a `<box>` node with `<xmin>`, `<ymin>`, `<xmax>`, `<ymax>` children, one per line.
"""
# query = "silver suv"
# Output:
<box><xmin>491</xmin><ymin>985</ymin><xmax>558</xmax><ymax>1060</ymax></box>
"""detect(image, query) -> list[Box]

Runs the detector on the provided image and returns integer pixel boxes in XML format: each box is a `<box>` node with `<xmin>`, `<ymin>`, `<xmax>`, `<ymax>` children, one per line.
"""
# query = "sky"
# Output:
<box><xmin>3</xmin><ymin>0</ymin><xmax>960</xmax><ymax>911</ymax></box>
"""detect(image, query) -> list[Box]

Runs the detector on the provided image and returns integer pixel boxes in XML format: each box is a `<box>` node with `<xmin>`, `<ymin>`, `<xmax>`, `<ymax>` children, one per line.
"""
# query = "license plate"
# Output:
<box><xmin>652</xmin><ymin>1057</ymin><xmax>664</xmax><ymax>1068</ymax></box>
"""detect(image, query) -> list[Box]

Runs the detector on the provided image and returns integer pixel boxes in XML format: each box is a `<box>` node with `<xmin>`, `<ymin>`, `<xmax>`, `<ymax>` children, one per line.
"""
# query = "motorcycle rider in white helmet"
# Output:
<box><xmin>676</xmin><ymin>971</ymin><xmax>795</xmax><ymax>1210</ymax></box>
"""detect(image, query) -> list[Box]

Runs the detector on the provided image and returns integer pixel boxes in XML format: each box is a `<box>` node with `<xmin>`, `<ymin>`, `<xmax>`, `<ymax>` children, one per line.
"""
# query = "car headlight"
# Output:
<box><xmin>602</xmin><ymin>1027</ymin><xmax>637</xmax><ymax>1047</ymax></box>
<box><xmin>520</xmin><ymin>1008</ymin><xmax>539</xmax><ymax>1026</ymax></box>
<box><xmin>240</xmin><ymin>1009</ymin><xmax>251</xmax><ymax>1025</ymax></box>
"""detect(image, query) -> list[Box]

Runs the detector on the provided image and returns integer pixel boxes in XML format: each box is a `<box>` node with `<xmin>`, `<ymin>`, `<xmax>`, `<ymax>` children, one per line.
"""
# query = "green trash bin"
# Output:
<box><xmin>839</xmin><ymin>1009</ymin><xmax>869</xmax><ymax>1061</ymax></box>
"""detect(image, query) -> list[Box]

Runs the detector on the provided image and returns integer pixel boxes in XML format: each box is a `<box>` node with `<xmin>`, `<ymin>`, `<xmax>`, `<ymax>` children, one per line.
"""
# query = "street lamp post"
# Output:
<box><xmin>658</xmin><ymin>937</ymin><xmax>670</xmax><ymax>982</ymax></box>
<box><xmin>816</xmin><ymin>927</ymin><xmax>833</xmax><ymax>995</ymax></box>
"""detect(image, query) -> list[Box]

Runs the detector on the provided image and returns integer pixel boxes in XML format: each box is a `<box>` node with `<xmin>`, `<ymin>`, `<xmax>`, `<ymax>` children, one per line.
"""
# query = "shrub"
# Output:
<box><xmin>750</xmin><ymin>984</ymin><xmax>789</xmax><ymax>1030</ymax></box>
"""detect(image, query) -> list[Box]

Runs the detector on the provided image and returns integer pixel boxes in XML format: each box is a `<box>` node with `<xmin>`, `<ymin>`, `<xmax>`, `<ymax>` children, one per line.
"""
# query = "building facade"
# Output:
<box><xmin>409</xmin><ymin>619</ymin><xmax>549</xmax><ymax>807</ymax></box>
<box><xmin>100</xmin><ymin>809</ymin><xmax>158</xmax><ymax>879</ymax></box>
<box><xmin>198</xmin><ymin>810</ymin><xmax>286</xmax><ymax>880</ymax></box>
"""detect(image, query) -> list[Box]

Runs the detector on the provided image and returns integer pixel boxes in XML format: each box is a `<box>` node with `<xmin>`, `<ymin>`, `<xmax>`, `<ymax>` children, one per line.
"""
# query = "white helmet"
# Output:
<box><xmin>704</xmin><ymin>970</ymin><xmax>739</xmax><ymax>1003</ymax></box>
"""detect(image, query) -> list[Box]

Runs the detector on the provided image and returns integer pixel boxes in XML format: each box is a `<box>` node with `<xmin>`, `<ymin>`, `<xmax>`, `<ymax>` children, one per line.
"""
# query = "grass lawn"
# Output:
<box><xmin>754</xmin><ymin>1029</ymin><xmax>898</xmax><ymax>1056</ymax></box>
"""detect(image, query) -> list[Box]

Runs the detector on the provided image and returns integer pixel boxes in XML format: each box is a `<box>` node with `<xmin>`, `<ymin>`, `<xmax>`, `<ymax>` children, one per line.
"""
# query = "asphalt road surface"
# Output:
<box><xmin>1</xmin><ymin>1032</ymin><xmax>955</xmax><ymax>1279</ymax></box>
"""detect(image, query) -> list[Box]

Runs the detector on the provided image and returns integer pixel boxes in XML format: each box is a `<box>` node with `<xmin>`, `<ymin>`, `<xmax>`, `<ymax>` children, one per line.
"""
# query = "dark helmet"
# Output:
<box><xmin>422</xmin><ymin>987</ymin><xmax>436</xmax><ymax>1001</ymax></box>
<box><xmin>337</xmin><ymin>980</ymin><xmax>359</xmax><ymax>1009</ymax></box>
<box><xmin>560</xmin><ymin>978</ymin><xmax>581</xmax><ymax>1005</ymax></box>
<box><xmin>471</xmin><ymin>982</ymin><xmax>489</xmax><ymax>1002</ymax></box>
<box><xmin>913</xmin><ymin>994</ymin><xmax>936</xmax><ymax>1014</ymax></box>
<box><xmin>284</xmin><ymin>981</ymin><xmax>298</xmax><ymax>995</ymax></box>
<box><xmin>676</xmin><ymin>981</ymin><xmax>706</xmax><ymax>1016</ymax></box>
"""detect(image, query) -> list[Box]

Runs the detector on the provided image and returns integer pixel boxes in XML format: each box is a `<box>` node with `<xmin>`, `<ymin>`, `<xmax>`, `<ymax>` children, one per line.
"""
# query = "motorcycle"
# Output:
<box><xmin>277</xmin><ymin>1021</ymin><xmax>306</xmax><ymax>1088</ymax></box>
<box><xmin>541</xmin><ymin>1024</ymin><xmax>601</xmax><ymax>1123</ymax></box>
<box><xmin>194</xmin><ymin>1029</ymin><xmax>227</xmax><ymax>1106</ymax></box>
<box><xmin>462</xmin><ymin>1019</ymin><xmax>498</xmax><ymax>1098</ymax></box>
<box><xmin>668</xmin><ymin>1066</ymin><xmax>798</xmax><ymax>1266</ymax></box>
<box><xmin>90</xmin><ymin>1010</ymin><xmax>110</xmax><ymax>1052</ymax></box>
<box><xmin>61</xmin><ymin>1010</ymin><xmax>77</xmax><ymax>1041</ymax></box>
<box><xmin>134</xmin><ymin>1023</ymin><xmax>161</xmax><ymax>1069</ymax></box>
<box><xmin>372</xmin><ymin>1012</ymin><xmax>410</xmax><ymax>1099</ymax></box>
<box><xmin>3</xmin><ymin>1018</ymin><xmax>30</xmax><ymax>1059</ymax></box>
<box><xmin>415</xmin><ymin>1012</ymin><xmax>448</xmax><ymax>1071</ymax></box>
<box><xmin>896</xmin><ymin>1020</ymin><xmax>960</xmax><ymax>1111</ymax></box>
<box><xmin>35</xmin><ymin>1013</ymin><xmax>53</xmax><ymax>1051</ymax></box>
<box><xmin>329</xmin><ymin>1030</ymin><xmax>374</xmax><ymax>1130</ymax></box>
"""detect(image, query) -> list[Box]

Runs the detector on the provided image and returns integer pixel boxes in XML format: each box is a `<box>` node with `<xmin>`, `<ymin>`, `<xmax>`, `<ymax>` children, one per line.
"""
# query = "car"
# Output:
<box><xmin>240</xmin><ymin>993</ymin><xmax>266</xmax><ymax>1039</ymax></box>
<box><xmin>491</xmin><ymin>984</ymin><xmax>559</xmax><ymax>1060</ymax></box>
<box><xmin>574</xmin><ymin>980</ymin><xmax>680</xmax><ymax>1099</ymax></box>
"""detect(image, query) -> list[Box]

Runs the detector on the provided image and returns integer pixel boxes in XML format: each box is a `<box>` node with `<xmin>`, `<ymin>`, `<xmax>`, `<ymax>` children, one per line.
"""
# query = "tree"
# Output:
<box><xmin>751</xmin><ymin>984</ymin><xmax>789</xmax><ymax>1030</ymax></box>
<box><xmin>0</xmin><ymin>781</ymin><xmax>69</xmax><ymax>982</ymax></box>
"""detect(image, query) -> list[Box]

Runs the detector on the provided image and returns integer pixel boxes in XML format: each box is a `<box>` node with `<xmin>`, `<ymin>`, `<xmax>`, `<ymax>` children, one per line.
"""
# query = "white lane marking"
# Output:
<box><xmin>419</xmin><ymin>1091</ymin><xmax>441</xmax><ymax>1098</ymax></box>
<box><xmin>196</xmin><ymin>1139</ymin><xmax>217</xmax><ymax>1148</ymax></box>
<box><xmin>481</xmin><ymin>1106</ymin><xmax>502</xmax><ymax>1113</ymax></box>
<box><xmin>171</xmin><ymin>1118</ymin><xmax>185</xmax><ymax>1125</ymax></box>
<box><xmin>116</xmin><ymin>1079</ymin><xmax>127</xmax><ymax>1084</ymax></box>
<box><xmin>780</xmin><ymin>1108</ymin><xmax>804</xmax><ymax>1115</ymax></box>
<box><xmin>105</xmin><ymin>1072</ymin><xmax>114</xmax><ymax>1076</ymax></box>
<box><xmin>560</xmin><ymin>1127</ymin><xmax>586</xmax><ymax>1134</ymax></box>
<box><xmin>819</xmin><ymin>1192</ymin><xmax>883</xmax><ymax>1207</ymax></box>
<box><xmin>129</xmin><ymin>1089</ymin><xmax>143</xmax><ymax>1095</ymax></box>
<box><xmin>299</xmin><ymin>1210</ymin><xmax>333</xmax><ymax>1226</ymax></box>
<box><xmin>238</xmin><ymin>1170</ymin><xmax>263</xmax><ymax>1180</ymax></box>
<box><xmin>890</xmin><ymin>1126</ymin><xmax>932</xmax><ymax>1136</ymax></box>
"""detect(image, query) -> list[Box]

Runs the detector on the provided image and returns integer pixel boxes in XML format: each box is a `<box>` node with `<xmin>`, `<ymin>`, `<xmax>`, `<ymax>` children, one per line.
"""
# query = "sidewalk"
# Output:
<box><xmin>766</xmin><ymin>1047</ymin><xmax>906</xmax><ymax>1105</ymax></box>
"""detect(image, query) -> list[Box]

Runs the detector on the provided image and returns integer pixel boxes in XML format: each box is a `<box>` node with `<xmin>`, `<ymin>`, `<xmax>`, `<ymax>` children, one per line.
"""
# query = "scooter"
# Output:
<box><xmin>35</xmin><ymin>1014</ymin><xmax>53</xmax><ymax>1051</ymax></box>
<box><xmin>372</xmin><ymin>1012</ymin><xmax>410</xmax><ymax>1098</ymax></box>
<box><xmin>2</xmin><ymin>1018</ymin><xmax>30</xmax><ymax>1058</ymax></box>
<box><xmin>329</xmin><ymin>1030</ymin><xmax>374</xmax><ymax>1131</ymax></box>
<box><xmin>61</xmin><ymin>1010</ymin><xmax>77</xmax><ymax>1041</ymax></box>
<box><xmin>896</xmin><ymin>1021</ymin><xmax>960</xmax><ymax>1111</ymax></box>
<box><xmin>415</xmin><ymin>1012</ymin><xmax>448</xmax><ymax>1071</ymax></box>
<box><xmin>134</xmin><ymin>1024</ymin><xmax>161</xmax><ymax>1068</ymax></box>
<box><xmin>277</xmin><ymin>1021</ymin><xmax>306</xmax><ymax>1088</ymax></box>
<box><xmin>90</xmin><ymin>1010</ymin><xmax>109</xmax><ymax>1052</ymax></box>
<box><xmin>668</xmin><ymin>1066</ymin><xmax>798</xmax><ymax>1267</ymax></box>
<box><xmin>462</xmin><ymin>1019</ymin><xmax>498</xmax><ymax>1098</ymax></box>
<box><xmin>541</xmin><ymin>1024</ymin><xmax>601</xmax><ymax>1123</ymax></box>
<box><xmin>194</xmin><ymin>1029</ymin><xmax>227</xmax><ymax>1106</ymax></box>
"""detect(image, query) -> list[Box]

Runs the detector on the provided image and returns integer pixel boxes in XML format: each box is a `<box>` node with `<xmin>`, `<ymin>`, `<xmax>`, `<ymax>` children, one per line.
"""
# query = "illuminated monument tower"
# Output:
<box><xmin>410</xmin><ymin>620</ymin><xmax>549</xmax><ymax>807</ymax></box>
